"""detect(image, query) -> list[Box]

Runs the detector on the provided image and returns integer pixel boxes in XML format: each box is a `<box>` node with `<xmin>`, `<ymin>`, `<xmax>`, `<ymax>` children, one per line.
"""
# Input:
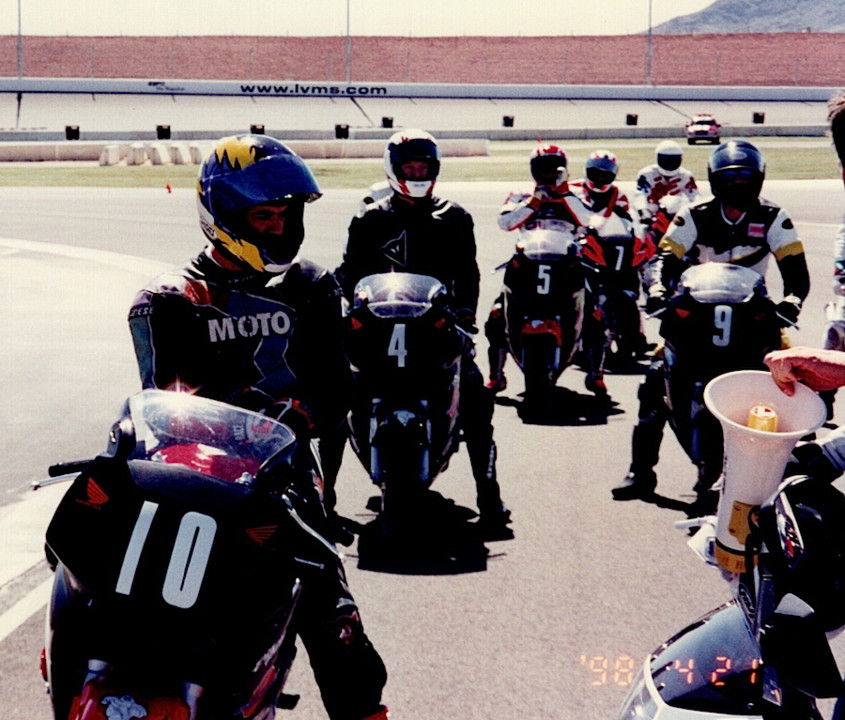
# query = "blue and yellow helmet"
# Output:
<box><xmin>197</xmin><ymin>135</ymin><xmax>321</xmax><ymax>271</ymax></box>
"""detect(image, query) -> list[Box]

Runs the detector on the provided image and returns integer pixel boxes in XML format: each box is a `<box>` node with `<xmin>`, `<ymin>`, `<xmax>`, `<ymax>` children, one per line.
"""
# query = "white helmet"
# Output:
<box><xmin>383</xmin><ymin>129</ymin><xmax>441</xmax><ymax>198</ymax></box>
<box><xmin>656</xmin><ymin>140</ymin><xmax>683</xmax><ymax>177</ymax></box>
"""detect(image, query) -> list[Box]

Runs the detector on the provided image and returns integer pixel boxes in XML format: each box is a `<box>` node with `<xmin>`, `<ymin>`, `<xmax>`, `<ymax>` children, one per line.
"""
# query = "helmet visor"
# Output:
<box><xmin>208</xmin><ymin>154</ymin><xmax>321</xmax><ymax>217</ymax></box>
<box><xmin>389</xmin><ymin>138</ymin><xmax>440</xmax><ymax>181</ymax></box>
<box><xmin>657</xmin><ymin>154</ymin><xmax>682</xmax><ymax>172</ymax></box>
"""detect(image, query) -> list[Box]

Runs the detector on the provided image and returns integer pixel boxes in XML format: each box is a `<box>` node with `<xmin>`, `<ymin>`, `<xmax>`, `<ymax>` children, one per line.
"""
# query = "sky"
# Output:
<box><xmin>0</xmin><ymin>0</ymin><xmax>717</xmax><ymax>37</ymax></box>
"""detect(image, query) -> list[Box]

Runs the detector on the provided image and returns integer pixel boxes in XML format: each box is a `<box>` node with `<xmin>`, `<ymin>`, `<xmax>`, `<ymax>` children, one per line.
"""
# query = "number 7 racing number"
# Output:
<box><xmin>116</xmin><ymin>501</ymin><xmax>217</xmax><ymax>609</ymax></box>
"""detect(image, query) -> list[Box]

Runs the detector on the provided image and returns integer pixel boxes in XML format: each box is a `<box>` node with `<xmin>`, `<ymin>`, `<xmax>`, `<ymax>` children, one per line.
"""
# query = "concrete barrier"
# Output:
<box><xmin>127</xmin><ymin>143</ymin><xmax>148</xmax><ymax>166</ymax></box>
<box><xmin>0</xmin><ymin>128</ymin><xmax>827</xmax><ymax>163</ymax></box>
<box><xmin>189</xmin><ymin>142</ymin><xmax>212</xmax><ymax>164</ymax></box>
<box><xmin>98</xmin><ymin>144</ymin><xmax>121</xmax><ymax>166</ymax></box>
<box><xmin>168</xmin><ymin>143</ymin><xmax>191</xmax><ymax>164</ymax></box>
<box><xmin>147</xmin><ymin>143</ymin><xmax>171</xmax><ymax>165</ymax></box>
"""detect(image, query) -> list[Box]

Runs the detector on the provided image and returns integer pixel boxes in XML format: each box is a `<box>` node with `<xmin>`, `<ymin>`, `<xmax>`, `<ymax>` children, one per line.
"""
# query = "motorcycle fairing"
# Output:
<box><xmin>647</xmin><ymin>602</ymin><xmax>764</xmax><ymax>716</ymax></box>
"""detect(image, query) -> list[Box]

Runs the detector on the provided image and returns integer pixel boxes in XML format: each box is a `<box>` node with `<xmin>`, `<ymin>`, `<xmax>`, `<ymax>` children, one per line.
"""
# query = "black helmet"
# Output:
<box><xmin>197</xmin><ymin>134</ymin><xmax>321</xmax><ymax>271</ymax></box>
<box><xmin>708</xmin><ymin>140</ymin><xmax>766</xmax><ymax>211</ymax></box>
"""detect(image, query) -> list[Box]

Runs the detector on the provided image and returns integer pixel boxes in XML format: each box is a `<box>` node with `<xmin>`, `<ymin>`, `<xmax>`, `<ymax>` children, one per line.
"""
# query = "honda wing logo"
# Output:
<box><xmin>75</xmin><ymin>477</ymin><xmax>110</xmax><ymax>509</ymax></box>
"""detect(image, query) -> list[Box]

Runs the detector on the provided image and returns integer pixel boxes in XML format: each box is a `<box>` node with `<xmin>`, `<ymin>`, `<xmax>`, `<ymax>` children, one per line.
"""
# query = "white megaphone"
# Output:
<box><xmin>703</xmin><ymin>369</ymin><xmax>827</xmax><ymax>574</ymax></box>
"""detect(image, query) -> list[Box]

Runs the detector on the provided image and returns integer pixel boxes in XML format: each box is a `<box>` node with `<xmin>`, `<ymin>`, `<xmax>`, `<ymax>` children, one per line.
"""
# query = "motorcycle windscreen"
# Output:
<box><xmin>352</xmin><ymin>272</ymin><xmax>446</xmax><ymax>318</ymax></box>
<box><xmin>516</xmin><ymin>227</ymin><xmax>578</xmax><ymax>261</ymax></box>
<box><xmin>677</xmin><ymin>263</ymin><xmax>766</xmax><ymax>304</ymax></box>
<box><xmin>649</xmin><ymin>602</ymin><xmax>763</xmax><ymax>715</ymax></box>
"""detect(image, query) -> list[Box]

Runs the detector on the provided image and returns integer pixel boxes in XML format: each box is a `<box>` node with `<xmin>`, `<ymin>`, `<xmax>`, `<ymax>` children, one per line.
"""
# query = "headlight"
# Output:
<box><xmin>616</xmin><ymin>662</ymin><xmax>658</xmax><ymax>720</ymax></box>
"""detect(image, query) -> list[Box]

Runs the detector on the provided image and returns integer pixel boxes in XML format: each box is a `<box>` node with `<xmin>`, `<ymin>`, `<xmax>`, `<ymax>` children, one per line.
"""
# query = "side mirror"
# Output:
<box><xmin>761</xmin><ymin>593</ymin><xmax>844</xmax><ymax>699</ymax></box>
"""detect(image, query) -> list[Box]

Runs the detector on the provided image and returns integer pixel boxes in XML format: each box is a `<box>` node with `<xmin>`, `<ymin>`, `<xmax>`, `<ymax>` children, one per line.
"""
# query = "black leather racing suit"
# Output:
<box><xmin>128</xmin><ymin>247</ymin><xmax>387</xmax><ymax>720</ymax></box>
<box><xmin>336</xmin><ymin>193</ymin><xmax>507</xmax><ymax>517</ymax></box>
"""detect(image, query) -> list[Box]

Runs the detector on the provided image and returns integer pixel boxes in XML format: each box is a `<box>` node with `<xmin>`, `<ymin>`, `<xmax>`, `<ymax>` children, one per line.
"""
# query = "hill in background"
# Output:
<box><xmin>656</xmin><ymin>0</ymin><xmax>845</xmax><ymax>33</ymax></box>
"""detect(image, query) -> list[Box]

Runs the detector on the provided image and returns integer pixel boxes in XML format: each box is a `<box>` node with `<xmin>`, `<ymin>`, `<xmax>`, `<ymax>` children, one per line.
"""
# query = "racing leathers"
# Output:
<box><xmin>336</xmin><ymin>192</ymin><xmax>510</xmax><ymax>525</ymax></box>
<box><xmin>631</xmin><ymin>164</ymin><xmax>699</xmax><ymax>226</ymax></box>
<box><xmin>485</xmin><ymin>184</ymin><xmax>594</xmax><ymax>391</ymax></box>
<box><xmin>570</xmin><ymin>180</ymin><xmax>632</xmax><ymax>220</ymax></box>
<box><xmin>128</xmin><ymin>246</ymin><xmax>388</xmax><ymax>720</ymax></box>
<box><xmin>615</xmin><ymin>195</ymin><xmax>811</xmax><ymax>502</ymax></box>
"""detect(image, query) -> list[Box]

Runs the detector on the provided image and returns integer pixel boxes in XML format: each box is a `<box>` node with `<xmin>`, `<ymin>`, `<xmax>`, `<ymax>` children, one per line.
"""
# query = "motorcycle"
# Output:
<box><xmin>617</xmin><ymin>373</ymin><xmax>843</xmax><ymax>720</ymax></box>
<box><xmin>498</xmin><ymin>225</ymin><xmax>585</xmax><ymax>411</ymax></box>
<box><xmin>344</xmin><ymin>272</ymin><xmax>469</xmax><ymax>533</ymax></box>
<box><xmin>41</xmin><ymin>389</ymin><xmax>339</xmax><ymax>720</ymax></box>
<box><xmin>659</xmin><ymin>263</ymin><xmax>782</xmax><ymax>501</ymax></box>
<box><xmin>579</xmin><ymin>213</ymin><xmax>653</xmax><ymax>370</ymax></box>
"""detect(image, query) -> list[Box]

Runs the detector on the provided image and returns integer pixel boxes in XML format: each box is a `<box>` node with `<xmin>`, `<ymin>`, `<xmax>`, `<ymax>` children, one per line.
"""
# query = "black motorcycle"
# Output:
<box><xmin>41</xmin><ymin>389</ymin><xmax>339</xmax><ymax>720</ymax></box>
<box><xmin>345</xmin><ymin>272</ymin><xmax>469</xmax><ymax>533</ymax></box>
<box><xmin>499</xmin><ymin>226</ymin><xmax>585</xmax><ymax>411</ymax></box>
<box><xmin>659</xmin><ymin>263</ymin><xmax>782</xmax><ymax>499</ymax></box>
<box><xmin>617</xmin><ymin>473</ymin><xmax>845</xmax><ymax>720</ymax></box>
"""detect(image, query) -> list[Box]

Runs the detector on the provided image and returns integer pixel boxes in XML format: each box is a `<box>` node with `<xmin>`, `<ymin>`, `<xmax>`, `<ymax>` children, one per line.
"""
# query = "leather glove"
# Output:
<box><xmin>644</xmin><ymin>294</ymin><xmax>668</xmax><ymax>316</ymax></box>
<box><xmin>455</xmin><ymin>307</ymin><xmax>479</xmax><ymax>334</ymax></box>
<box><xmin>775</xmin><ymin>297</ymin><xmax>801</xmax><ymax>328</ymax></box>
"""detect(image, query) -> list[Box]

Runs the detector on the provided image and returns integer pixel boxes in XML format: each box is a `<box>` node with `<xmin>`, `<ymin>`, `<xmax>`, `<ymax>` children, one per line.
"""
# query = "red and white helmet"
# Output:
<box><xmin>584</xmin><ymin>150</ymin><xmax>619</xmax><ymax>193</ymax></box>
<box><xmin>384</xmin><ymin>129</ymin><xmax>441</xmax><ymax>198</ymax></box>
<box><xmin>530</xmin><ymin>144</ymin><xmax>568</xmax><ymax>185</ymax></box>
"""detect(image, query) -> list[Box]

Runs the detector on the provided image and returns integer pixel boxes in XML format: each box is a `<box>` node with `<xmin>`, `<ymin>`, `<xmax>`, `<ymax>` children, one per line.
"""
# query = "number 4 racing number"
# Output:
<box><xmin>388</xmin><ymin>323</ymin><xmax>408</xmax><ymax>367</ymax></box>
<box><xmin>116</xmin><ymin>500</ymin><xmax>217</xmax><ymax>609</ymax></box>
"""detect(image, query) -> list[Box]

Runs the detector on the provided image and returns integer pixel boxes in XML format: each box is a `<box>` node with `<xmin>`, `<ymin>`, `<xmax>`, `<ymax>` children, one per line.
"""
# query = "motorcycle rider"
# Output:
<box><xmin>766</xmin><ymin>90</ymin><xmax>845</xmax><ymax>485</ymax></box>
<box><xmin>128</xmin><ymin>134</ymin><xmax>389</xmax><ymax>720</ymax></box>
<box><xmin>572</xmin><ymin>150</ymin><xmax>655</xmax><ymax>368</ymax></box>
<box><xmin>335</xmin><ymin>128</ymin><xmax>511</xmax><ymax>530</ymax></box>
<box><xmin>614</xmin><ymin>139</ymin><xmax>811</xmax><ymax>503</ymax></box>
<box><xmin>484</xmin><ymin>145</ymin><xmax>595</xmax><ymax>393</ymax></box>
<box><xmin>817</xmin><ymin>90</ymin><xmax>845</xmax><ymax>419</ymax></box>
<box><xmin>571</xmin><ymin>149</ymin><xmax>632</xmax><ymax>219</ymax></box>
<box><xmin>631</xmin><ymin>140</ymin><xmax>700</xmax><ymax>227</ymax></box>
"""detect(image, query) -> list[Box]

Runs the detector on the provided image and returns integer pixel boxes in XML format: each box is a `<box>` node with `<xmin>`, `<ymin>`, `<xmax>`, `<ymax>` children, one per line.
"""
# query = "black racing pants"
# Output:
<box><xmin>296</xmin><ymin>558</ymin><xmax>387</xmax><ymax>720</ymax></box>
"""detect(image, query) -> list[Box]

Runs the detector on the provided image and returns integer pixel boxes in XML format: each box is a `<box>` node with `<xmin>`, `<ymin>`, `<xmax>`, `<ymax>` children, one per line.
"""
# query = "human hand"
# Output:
<box><xmin>775</xmin><ymin>298</ymin><xmax>801</xmax><ymax>328</ymax></box>
<box><xmin>644</xmin><ymin>294</ymin><xmax>667</xmax><ymax>316</ymax></box>
<box><xmin>764</xmin><ymin>347</ymin><xmax>845</xmax><ymax>396</ymax></box>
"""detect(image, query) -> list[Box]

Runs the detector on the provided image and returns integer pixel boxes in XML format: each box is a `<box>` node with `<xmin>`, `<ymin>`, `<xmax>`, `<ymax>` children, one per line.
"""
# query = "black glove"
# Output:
<box><xmin>775</xmin><ymin>298</ymin><xmax>801</xmax><ymax>328</ymax></box>
<box><xmin>455</xmin><ymin>307</ymin><xmax>479</xmax><ymax>334</ymax></box>
<box><xmin>785</xmin><ymin>442</ymin><xmax>842</xmax><ymax>484</ymax></box>
<box><xmin>644</xmin><ymin>294</ymin><xmax>668</xmax><ymax>316</ymax></box>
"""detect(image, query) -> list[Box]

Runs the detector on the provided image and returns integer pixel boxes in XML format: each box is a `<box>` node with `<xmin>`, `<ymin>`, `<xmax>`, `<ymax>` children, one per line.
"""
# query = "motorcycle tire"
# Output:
<box><xmin>522</xmin><ymin>337</ymin><xmax>556</xmax><ymax>415</ymax></box>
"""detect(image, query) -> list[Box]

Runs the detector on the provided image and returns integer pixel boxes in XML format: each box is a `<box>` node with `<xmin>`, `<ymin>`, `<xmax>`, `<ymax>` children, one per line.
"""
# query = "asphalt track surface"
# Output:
<box><xmin>1</xmin><ymin>179</ymin><xmax>844</xmax><ymax>719</ymax></box>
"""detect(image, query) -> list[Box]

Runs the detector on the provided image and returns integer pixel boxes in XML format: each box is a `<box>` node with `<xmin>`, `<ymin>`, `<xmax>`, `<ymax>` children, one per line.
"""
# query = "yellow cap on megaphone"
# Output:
<box><xmin>703</xmin><ymin>370</ymin><xmax>826</xmax><ymax>573</ymax></box>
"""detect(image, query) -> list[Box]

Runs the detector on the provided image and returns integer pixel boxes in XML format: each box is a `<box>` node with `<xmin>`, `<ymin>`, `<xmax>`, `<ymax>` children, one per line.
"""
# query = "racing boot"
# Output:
<box><xmin>582</xmin><ymin>342</ymin><xmax>608</xmax><ymax>397</ymax></box>
<box><xmin>612</xmin><ymin>414</ymin><xmax>663</xmax><ymax>500</ymax></box>
<box><xmin>485</xmin><ymin>346</ymin><xmax>508</xmax><ymax>394</ymax></box>
<box><xmin>360</xmin><ymin>707</ymin><xmax>390</xmax><ymax>720</ymax></box>
<box><xmin>585</xmin><ymin>372</ymin><xmax>608</xmax><ymax>397</ymax></box>
<box><xmin>468</xmin><ymin>435</ymin><xmax>511</xmax><ymax>528</ymax></box>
